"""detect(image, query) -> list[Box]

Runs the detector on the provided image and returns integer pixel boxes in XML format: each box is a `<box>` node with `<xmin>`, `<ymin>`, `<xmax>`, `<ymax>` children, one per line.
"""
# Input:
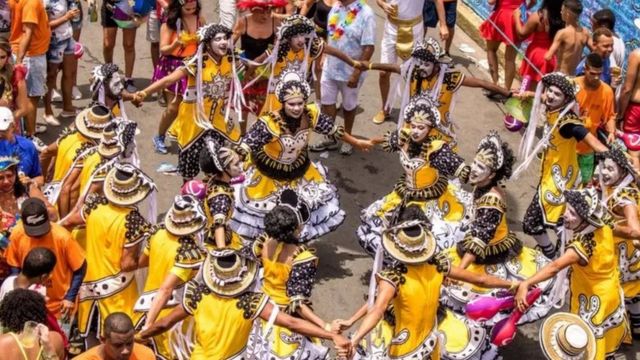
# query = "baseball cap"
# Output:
<box><xmin>21</xmin><ymin>198</ymin><xmax>51</xmax><ymax>237</ymax></box>
<box><xmin>0</xmin><ymin>107</ymin><xmax>14</xmax><ymax>131</ymax></box>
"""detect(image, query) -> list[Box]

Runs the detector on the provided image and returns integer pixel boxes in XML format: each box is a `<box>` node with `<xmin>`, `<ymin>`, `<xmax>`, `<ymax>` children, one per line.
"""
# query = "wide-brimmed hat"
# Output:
<box><xmin>381</xmin><ymin>220</ymin><xmax>436</xmax><ymax>264</ymax></box>
<box><xmin>103</xmin><ymin>163</ymin><xmax>156</xmax><ymax>206</ymax></box>
<box><xmin>75</xmin><ymin>105</ymin><xmax>112</xmax><ymax>140</ymax></box>
<box><xmin>539</xmin><ymin>312</ymin><xmax>596</xmax><ymax>360</ymax></box>
<box><xmin>165</xmin><ymin>195</ymin><xmax>207</xmax><ymax>236</ymax></box>
<box><xmin>202</xmin><ymin>249</ymin><xmax>258</xmax><ymax>297</ymax></box>
<box><xmin>97</xmin><ymin>123</ymin><xmax>122</xmax><ymax>158</ymax></box>
<box><xmin>563</xmin><ymin>188</ymin><xmax>609</xmax><ymax>228</ymax></box>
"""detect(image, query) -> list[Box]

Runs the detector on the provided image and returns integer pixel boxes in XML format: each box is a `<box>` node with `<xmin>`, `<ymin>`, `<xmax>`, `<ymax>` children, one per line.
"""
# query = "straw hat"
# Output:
<box><xmin>75</xmin><ymin>105</ymin><xmax>113</xmax><ymax>140</ymax></box>
<box><xmin>97</xmin><ymin>123</ymin><xmax>122</xmax><ymax>158</ymax></box>
<box><xmin>381</xmin><ymin>220</ymin><xmax>436</xmax><ymax>264</ymax></box>
<box><xmin>103</xmin><ymin>163</ymin><xmax>156</xmax><ymax>206</ymax></box>
<box><xmin>539</xmin><ymin>312</ymin><xmax>596</xmax><ymax>360</ymax></box>
<box><xmin>165</xmin><ymin>195</ymin><xmax>207</xmax><ymax>237</ymax></box>
<box><xmin>202</xmin><ymin>249</ymin><xmax>258</xmax><ymax>297</ymax></box>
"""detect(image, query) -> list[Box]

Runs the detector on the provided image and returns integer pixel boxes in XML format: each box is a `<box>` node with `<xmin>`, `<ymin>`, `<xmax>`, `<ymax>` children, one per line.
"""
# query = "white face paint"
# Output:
<box><xmin>209</xmin><ymin>33</ymin><xmax>229</xmax><ymax>57</ymax></box>
<box><xmin>601</xmin><ymin>158</ymin><xmax>623</xmax><ymax>187</ymax></box>
<box><xmin>417</xmin><ymin>60</ymin><xmax>435</xmax><ymax>78</ymax></box>
<box><xmin>563</xmin><ymin>203</ymin><xmax>584</xmax><ymax>230</ymax></box>
<box><xmin>469</xmin><ymin>158</ymin><xmax>495</xmax><ymax>186</ymax></box>
<box><xmin>225</xmin><ymin>151</ymin><xmax>243</xmax><ymax>178</ymax></box>
<box><xmin>409</xmin><ymin>122</ymin><xmax>431</xmax><ymax>142</ymax></box>
<box><xmin>283</xmin><ymin>97</ymin><xmax>305</xmax><ymax>118</ymax></box>
<box><xmin>108</xmin><ymin>73</ymin><xmax>125</xmax><ymax>97</ymax></box>
<box><xmin>290</xmin><ymin>34</ymin><xmax>306</xmax><ymax>51</ymax></box>
<box><xmin>544</xmin><ymin>85</ymin><xmax>567</xmax><ymax>110</ymax></box>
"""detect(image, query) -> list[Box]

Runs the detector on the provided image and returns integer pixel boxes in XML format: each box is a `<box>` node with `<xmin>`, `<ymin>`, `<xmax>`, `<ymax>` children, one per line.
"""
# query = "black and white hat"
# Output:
<box><xmin>21</xmin><ymin>198</ymin><xmax>51</xmax><ymax>237</ymax></box>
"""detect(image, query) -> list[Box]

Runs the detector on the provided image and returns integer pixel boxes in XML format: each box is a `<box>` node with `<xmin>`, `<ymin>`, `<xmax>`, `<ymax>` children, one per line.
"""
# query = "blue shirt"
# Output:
<box><xmin>322</xmin><ymin>1</ymin><xmax>376</xmax><ymax>82</ymax></box>
<box><xmin>0</xmin><ymin>136</ymin><xmax>42</xmax><ymax>178</ymax></box>
<box><xmin>576</xmin><ymin>55</ymin><xmax>611</xmax><ymax>85</ymax></box>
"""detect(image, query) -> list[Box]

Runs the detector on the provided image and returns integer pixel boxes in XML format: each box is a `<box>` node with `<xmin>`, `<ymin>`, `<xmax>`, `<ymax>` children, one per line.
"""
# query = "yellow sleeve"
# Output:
<box><xmin>170</xmin><ymin>266</ymin><xmax>194</xmax><ymax>283</ymax></box>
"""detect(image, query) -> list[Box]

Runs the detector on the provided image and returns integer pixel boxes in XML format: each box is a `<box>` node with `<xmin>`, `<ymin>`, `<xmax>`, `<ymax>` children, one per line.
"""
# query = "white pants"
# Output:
<box><xmin>320</xmin><ymin>78</ymin><xmax>362</xmax><ymax>111</ymax></box>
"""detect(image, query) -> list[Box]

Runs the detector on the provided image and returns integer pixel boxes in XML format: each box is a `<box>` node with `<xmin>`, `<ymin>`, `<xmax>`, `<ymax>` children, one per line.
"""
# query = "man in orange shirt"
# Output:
<box><xmin>5</xmin><ymin>198</ymin><xmax>86</xmax><ymax>320</ymax></box>
<box><xmin>75</xmin><ymin>312</ymin><xmax>155</xmax><ymax>360</ymax></box>
<box><xmin>9</xmin><ymin>0</ymin><xmax>51</xmax><ymax>143</ymax></box>
<box><xmin>575</xmin><ymin>53</ymin><xmax>616</xmax><ymax>184</ymax></box>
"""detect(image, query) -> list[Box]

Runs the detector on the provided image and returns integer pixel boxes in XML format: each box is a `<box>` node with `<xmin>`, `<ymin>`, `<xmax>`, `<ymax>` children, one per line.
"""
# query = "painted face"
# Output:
<box><xmin>209</xmin><ymin>33</ymin><xmax>229</xmax><ymax>57</ymax></box>
<box><xmin>416</xmin><ymin>60</ymin><xmax>435</xmax><ymax>78</ymax></box>
<box><xmin>108</xmin><ymin>73</ymin><xmax>125</xmax><ymax>97</ymax></box>
<box><xmin>289</xmin><ymin>34</ymin><xmax>306</xmax><ymax>51</ymax></box>
<box><xmin>544</xmin><ymin>85</ymin><xmax>567</xmax><ymax>110</ymax></box>
<box><xmin>409</xmin><ymin>121</ymin><xmax>431</xmax><ymax>142</ymax></box>
<box><xmin>283</xmin><ymin>97</ymin><xmax>305</xmax><ymax>118</ymax></box>
<box><xmin>0</xmin><ymin>49</ymin><xmax>9</xmax><ymax>70</ymax></box>
<box><xmin>563</xmin><ymin>203</ymin><xmax>584</xmax><ymax>230</ymax></box>
<box><xmin>0</xmin><ymin>168</ymin><xmax>15</xmax><ymax>193</ymax></box>
<box><xmin>600</xmin><ymin>158</ymin><xmax>623</xmax><ymax>187</ymax></box>
<box><xmin>469</xmin><ymin>158</ymin><xmax>495</xmax><ymax>186</ymax></box>
<box><xmin>224</xmin><ymin>150</ymin><xmax>243</xmax><ymax>178</ymax></box>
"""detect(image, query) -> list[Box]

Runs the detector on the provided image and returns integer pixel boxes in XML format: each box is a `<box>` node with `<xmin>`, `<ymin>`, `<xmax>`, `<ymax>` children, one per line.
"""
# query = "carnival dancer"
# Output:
<box><xmin>247</xmin><ymin>190</ymin><xmax>331</xmax><ymax>359</ymax></box>
<box><xmin>372</xmin><ymin>0</ymin><xmax>448</xmax><ymax>124</ymax></box>
<box><xmin>251</xmin><ymin>14</ymin><xmax>354</xmax><ymax>116</ymax></box>
<box><xmin>515</xmin><ymin>187</ymin><xmax>629</xmax><ymax>359</ymax></box>
<box><xmin>59</xmin><ymin>163</ymin><xmax>156</xmax><ymax>349</ymax></box>
<box><xmin>597</xmin><ymin>147</ymin><xmax>640</xmax><ymax>338</ymax></box>
<box><xmin>358</xmin><ymin>38</ymin><xmax>510</xmax><ymax>143</ymax></box>
<box><xmin>89</xmin><ymin>63</ymin><xmax>136</xmax><ymax>118</ymax></box>
<box><xmin>515</xmin><ymin>72</ymin><xmax>607</xmax><ymax>259</ymax></box>
<box><xmin>357</xmin><ymin>95</ymin><xmax>472</xmax><ymax>256</ymax></box>
<box><xmin>199</xmin><ymin>139</ymin><xmax>245</xmax><ymax>248</ymax></box>
<box><xmin>137</xmin><ymin>248</ymin><xmax>352</xmax><ymax>359</ymax></box>
<box><xmin>344</xmin><ymin>208</ymin><xmax>516</xmax><ymax>359</ymax></box>
<box><xmin>42</xmin><ymin>105</ymin><xmax>113</xmax><ymax>217</ymax></box>
<box><xmin>231</xmin><ymin>71</ymin><xmax>377</xmax><ymax>241</ymax></box>
<box><xmin>135</xmin><ymin>195</ymin><xmax>207</xmax><ymax>360</ymax></box>
<box><xmin>133</xmin><ymin>23</ymin><xmax>245</xmax><ymax>180</ymax></box>
<box><xmin>441</xmin><ymin>131</ymin><xmax>554</xmax><ymax>325</ymax></box>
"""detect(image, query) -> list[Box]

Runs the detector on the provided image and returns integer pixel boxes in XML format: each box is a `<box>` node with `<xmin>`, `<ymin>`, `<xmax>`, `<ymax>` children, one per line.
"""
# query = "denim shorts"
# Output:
<box><xmin>47</xmin><ymin>37</ymin><xmax>75</xmax><ymax>64</ymax></box>
<box><xmin>24</xmin><ymin>54</ymin><xmax>47</xmax><ymax>97</ymax></box>
<box><xmin>424</xmin><ymin>0</ymin><xmax>457</xmax><ymax>28</ymax></box>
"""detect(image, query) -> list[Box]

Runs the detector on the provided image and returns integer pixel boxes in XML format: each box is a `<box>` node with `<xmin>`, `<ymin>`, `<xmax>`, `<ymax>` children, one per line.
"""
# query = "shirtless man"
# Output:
<box><xmin>619</xmin><ymin>49</ymin><xmax>640</xmax><ymax>166</ymax></box>
<box><xmin>544</xmin><ymin>0</ymin><xmax>589</xmax><ymax>75</ymax></box>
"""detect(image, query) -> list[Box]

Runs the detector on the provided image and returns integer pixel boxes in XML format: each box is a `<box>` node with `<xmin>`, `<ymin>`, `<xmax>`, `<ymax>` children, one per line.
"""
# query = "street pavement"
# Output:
<box><xmin>39</xmin><ymin>3</ymin><xmax>639</xmax><ymax>359</ymax></box>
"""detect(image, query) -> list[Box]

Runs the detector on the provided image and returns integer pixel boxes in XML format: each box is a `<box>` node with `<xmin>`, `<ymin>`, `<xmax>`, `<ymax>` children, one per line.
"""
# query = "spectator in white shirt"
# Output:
<box><xmin>0</xmin><ymin>247</ymin><xmax>54</xmax><ymax>302</ymax></box>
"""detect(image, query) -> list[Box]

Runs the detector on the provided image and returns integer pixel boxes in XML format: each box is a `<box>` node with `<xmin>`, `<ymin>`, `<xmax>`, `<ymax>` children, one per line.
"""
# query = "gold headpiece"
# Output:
<box><xmin>476</xmin><ymin>131</ymin><xmax>505</xmax><ymax>170</ymax></box>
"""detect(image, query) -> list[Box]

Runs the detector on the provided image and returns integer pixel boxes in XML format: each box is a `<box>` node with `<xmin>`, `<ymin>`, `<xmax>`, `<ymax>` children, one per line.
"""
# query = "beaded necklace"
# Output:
<box><xmin>327</xmin><ymin>0</ymin><xmax>365</xmax><ymax>41</ymax></box>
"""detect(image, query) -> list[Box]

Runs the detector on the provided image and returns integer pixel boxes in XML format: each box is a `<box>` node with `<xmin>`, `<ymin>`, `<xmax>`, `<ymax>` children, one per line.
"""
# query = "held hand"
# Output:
<box><xmin>331</xmin><ymin>319</ymin><xmax>352</xmax><ymax>333</ymax></box>
<box><xmin>60</xmin><ymin>299</ymin><xmax>75</xmax><ymax>322</ymax></box>
<box><xmin>355</xmin><ymin>60</ymin><xmax>370</xmax><ymax>71</ymax></box>
<box><xmin>439</xmin><ymin>24</ymin><xmax>449</xmax><ymax>41</ymax></box>
<box><xmin>514</xmin><ymin>282</ymin><xmax>529</xmax><ymax>312</ymax></box>
<box><xmin>333</xmin><ymin>334</ymin><xmax>353</xmax><ymax>359</ymax></box>
<box><xmin>355</xmin><ymin>139</ymin><xmax>376</xmax><ymax>152</ymax></box>
<box><xmin>66</xmin><ymin>8</ymin><xmax>81</xmax><ymax>20</ymax></box>
<box><xmin>607</xmin><ymin>131</ymin><xmax>616</xmax><ymax>144</ymax></box>
<box><xmin>347</xmin><ymin>70</ymin><xmax>361</xmax><ymax>88</ymax></box>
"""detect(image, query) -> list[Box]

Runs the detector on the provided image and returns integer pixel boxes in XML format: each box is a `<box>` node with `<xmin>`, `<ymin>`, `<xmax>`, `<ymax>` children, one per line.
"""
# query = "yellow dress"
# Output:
<box><xmin>537</xmin><ymin>110</ymin><xmax>582</xmax><ymax>226</ymax></box>
<box><xmin>260</xmin><ymin>39</ymin><xmax>323</xmax><ymax>116</ymax></box>
<box><xmin>441</xmin><ymin>190</ymin><xmax>554</xmax><ymax>325</ymax></box>
<box><xmin>205</xmin><ymin>180</ymin><xmax>235</xmax><ymax>228</ymax></box>
<box><xmin>567</xmin><ymin>226</ymin><xmax>629</xmax><ymax>358</ymax></box>
<box><xmin>358</xmin><ymin>131</ymin><xmax>472</xmax><ymax>256</ymax></box>
<box><xmin>134</xmin><ymin>228</ymin><xmax>201</xmax><ymax>360</ymax></box>
<box><xmin>77</xmin><ymin>194</ymin><xmax>153</xmax><ymax>335</ymax></box>
<box><xmin>375</xmin><ymin>254</ymin><xmax>452</xmax><ymax>359</ymax></box>
<box><xmin>182</xmin><ymin>279</ymin><xmax>269</xmax><ymax>359</ymax></box>
<box><xmin>52</xmin><ymin>130</ymin><xmax>95</xmax><ymax>182</ymax></box>
<box><xmin>605</xmin><ymin>183</ymin><xmax>640</xmax><ymax>312</ymax></box>
<box><xmin>231</xmin><ymin>103</ymin><xmax>345</xmax><ymax>241</ymax></box>
<box><xmin>409</xmin><ymin>70</ymin><xmax>465</xmax><ymax>146</ymax></box>
<box><xmin>253</xmin><ymin>242</ymin><xmax>327</xmax><ymax>359</ymax></box>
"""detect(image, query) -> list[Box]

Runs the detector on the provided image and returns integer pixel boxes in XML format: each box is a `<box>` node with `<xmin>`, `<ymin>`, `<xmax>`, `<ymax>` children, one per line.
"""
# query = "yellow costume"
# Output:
<box><xmin>77</xmin><ymin>193</ymin><xmax>152</xmax><ymax>335</ymax></box>
<box><xmin>52</xmin><ymin>130</ymin><xmax>94</xmax><ymax>182</ymax></box>
<box><xmin>205</xmin><ymin>180</ymin><xmax>235</xmax><ymax>228</ymax></box>
<box><xmin>231</xmin><ymin>103</ymin><xmax>345</xmax><ymax>241</ymax></box>
<box><xmin>182</xmin><ymin>281</ymin><xmax>269</xmax><ymax>359</ymax></box>
<box><xmin>256</xmin><ymin>240</ymin><xmax>327</xmax><ymax>358</ymax></box>
<box><xmin>358</xmin><ymin>131</ymin><xmax>472</xmax><ymax>255</ymax></box>
<box><xmin>134</xmin><ymin>228</ymin><xmax>201</xmax><ymax>360</ymax></box>
<box><xmin>567</xmin><ymin>226</ymin><xmax>628</xmax><ymax>358</ymax></box>
<box><xmin>260</xmin><ymin>38</ymin><xmax>323</xmax><ymax>116</ymax></box>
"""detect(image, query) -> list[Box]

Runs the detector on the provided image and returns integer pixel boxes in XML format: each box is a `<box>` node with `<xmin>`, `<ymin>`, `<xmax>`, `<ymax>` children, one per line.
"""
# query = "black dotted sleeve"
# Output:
<box><xmin>81</xmin><ymin>193</ymin><xmax>108</xmax><ymax>221</ymax></box>
<box><xmin>242</xmin><ymin>120</ymin><xmax>273</xmax><ymax>153</ymax></box>
<box><xmin>206</xmin><ymin>193</ymin><xmax>233</xmax><ymax>226</ymax></box>
<box><xmin>429</xmin><ymin>144</ymin><xmax>467</xmax><ymax>179</ymax></box>
<box><xmin>462</xmin><ymin>208</ymin><xmax>502</xmax><ymax>257</ymax></box>
<box><xmin>286</xmin><ymin>259</ymin><xmax>318</xmax><ymax>312</ymax></box>
<box><xmin>382</xmin><ymin>129</ymin><xmax>408</xmax><ymax>153</ymax></box>
<box><xmin>124</xmin><ymin>210</ymin><xmax>154</xmax><ymax>247</ymax></box>
<box><xmin>314</xmin><ymin>112</ymin><xmax>345</xmax><ymax>139</ymax></box>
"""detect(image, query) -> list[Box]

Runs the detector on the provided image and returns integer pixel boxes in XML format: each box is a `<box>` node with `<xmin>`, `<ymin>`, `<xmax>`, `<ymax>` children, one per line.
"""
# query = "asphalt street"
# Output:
<box><xmin>38</xmin><ymin>2</ymin><xmax>639</xmax><ymax>359</ymax></box>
